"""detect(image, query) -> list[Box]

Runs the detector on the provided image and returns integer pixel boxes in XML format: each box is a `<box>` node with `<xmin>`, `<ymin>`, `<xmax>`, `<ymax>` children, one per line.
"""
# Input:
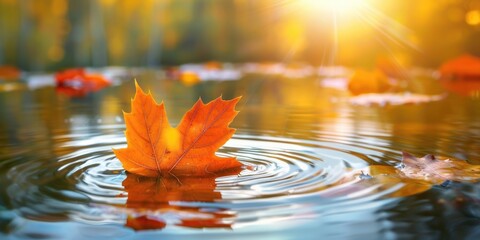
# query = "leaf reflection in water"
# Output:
<box><xmin>440</xmin><ymin>77</ymin><xmax>480</xmax><ymax>97</ymax></box>
<box><xmin>122</xmin><ymin>169</ymin><xmax>240</xmax><ymax>231</ymax></box>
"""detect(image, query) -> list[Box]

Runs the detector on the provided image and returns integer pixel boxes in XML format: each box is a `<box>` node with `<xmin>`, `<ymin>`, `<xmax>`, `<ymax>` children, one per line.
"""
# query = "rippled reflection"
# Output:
<box><xmin>123</xmin><ymin>170</ymin><xmax>240</xmax><ymax>230</ymax></box>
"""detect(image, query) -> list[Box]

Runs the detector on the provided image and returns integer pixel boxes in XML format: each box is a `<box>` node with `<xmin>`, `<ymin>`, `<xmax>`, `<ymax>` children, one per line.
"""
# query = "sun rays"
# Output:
<box><xmin>267</xmin><ymin>0</ymin><xmax>418</xmax><ymax>69</ymax></box>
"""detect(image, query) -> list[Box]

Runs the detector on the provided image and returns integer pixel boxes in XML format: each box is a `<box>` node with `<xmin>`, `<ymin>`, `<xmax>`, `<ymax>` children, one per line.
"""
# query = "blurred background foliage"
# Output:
<box><xmin>0</xmin><ymin>0</ymin><xmax>479</xmax><ymax>71</ymax></box>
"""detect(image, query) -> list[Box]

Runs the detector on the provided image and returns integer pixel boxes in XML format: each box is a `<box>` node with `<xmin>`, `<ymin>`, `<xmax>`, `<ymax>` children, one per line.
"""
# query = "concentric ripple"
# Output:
<box><xmin>3</xmin><ymin>120</ymin><xmax>406</xmax><ymax>233</ymax></box>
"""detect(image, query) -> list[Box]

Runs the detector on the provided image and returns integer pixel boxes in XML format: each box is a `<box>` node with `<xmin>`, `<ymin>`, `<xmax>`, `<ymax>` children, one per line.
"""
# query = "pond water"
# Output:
<box><xmin>1</xmin><ymin>67</ymin><xmax>480</xmax><ymax>239</ymax></box>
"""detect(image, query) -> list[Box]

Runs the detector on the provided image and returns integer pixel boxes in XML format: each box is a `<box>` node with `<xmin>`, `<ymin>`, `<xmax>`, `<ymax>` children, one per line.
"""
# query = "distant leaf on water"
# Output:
<box><xmin>55</xmin><ymin>68</ymin><xmax>111</xmax><ymax>97</ymax></box>
<box><xmin>439</xmin><ymin>54</ymin><xmax>480</xmax><ymax>78</ymax></box>
<box><xmin>203</xmin><ymin>61</ymin><xmax>222</xmax><ymax>70</ymax></box>
<box><xmin>179</xmin><ymin>71</ymin><xmax>200</xmax><ymax>86</ymax></box>
<box><xmin>347</xmin><ymin>69</ymin><xmax>393</xmax><ymax>95</ymax></box>
<box><xmin>0</xmin><ymin>65</ymin><xmax>21</xmax><ymax>80</ymax></box>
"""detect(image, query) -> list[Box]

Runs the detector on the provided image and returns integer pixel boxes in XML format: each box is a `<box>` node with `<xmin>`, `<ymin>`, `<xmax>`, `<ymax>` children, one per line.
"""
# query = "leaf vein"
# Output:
<box><xmin>169</xmin><ymin>101</ymin><xmax>231</xmax><ymax>172</ymax></box>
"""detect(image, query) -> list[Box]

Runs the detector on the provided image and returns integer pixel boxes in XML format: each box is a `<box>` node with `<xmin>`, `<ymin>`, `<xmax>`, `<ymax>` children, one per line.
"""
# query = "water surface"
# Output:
<box><xmin>1</xmin><ymin>68</ymin><xmax>480</xmax><ymax>239</ymax></box>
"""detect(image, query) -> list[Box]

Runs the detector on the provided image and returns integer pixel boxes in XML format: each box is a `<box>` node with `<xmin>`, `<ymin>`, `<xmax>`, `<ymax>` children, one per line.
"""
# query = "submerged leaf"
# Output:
<box><xmin>113</xmin><ymin>81</ymin><xmax>242</xmax><ymax>177</ymax></box>
<box><xmin>320</xmin><ymin>165</ymin><xmax>432</xmax><ymax>198</ymax></box>
<box><xmin>353</xmin><ymin>152</ymin><xmax>480</xmax><ymax>198</ymax></box>
<box><xmin>399</xmin><ymin>152</ymin><xmax>480</xmax><ymax>184</ymax></box>
<box><xmin>362</xmin><ymin>165</ymin><xmax>433</xmax><ymax>198</ymax></box>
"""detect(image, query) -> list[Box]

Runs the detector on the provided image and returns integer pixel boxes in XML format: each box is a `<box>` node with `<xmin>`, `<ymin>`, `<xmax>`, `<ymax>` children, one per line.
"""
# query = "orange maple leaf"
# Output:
<box><xmin>113</xmin><ymin>81</ymin><xmax>242</xmax><ymax>177</ymax></box>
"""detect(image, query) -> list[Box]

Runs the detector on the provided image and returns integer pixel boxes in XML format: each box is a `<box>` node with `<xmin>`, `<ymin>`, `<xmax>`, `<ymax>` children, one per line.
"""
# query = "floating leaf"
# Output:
<box><xmin>113</xmin><ymin>81</ymin><xmax>242</xmax><ymax>177</ymax></box>
<box><xmin>347</xmin><ymin>69</ymin><xmax>392</xmax><ymax>95</ymax></box>
<box><xmin>439</xmin><ymin>54</ymin><xmax>480</xmax><ymax>78</ymax></box>
<box><xmin>179</xmin><ymin>71</ymin><xmax>200</xmax><ymax>86</ymax></box>
<box><xmin>0</xmin><ymin>65</ymin><xmax>21</xmax><ymax>80</ymax></box>
<box><xmin>203</xmin><ymin>61</ymin><xmax>222</xmax><ymax>70</ymax></box>
<box><xmin>55</xmin><ymin>68</ymin><xmax>111</xmax><ymax>97</ymax></box>
<box><xmin>55</xmin><ymin>68</ymin><xmax>86</xmax><ymax>84</ymax></box>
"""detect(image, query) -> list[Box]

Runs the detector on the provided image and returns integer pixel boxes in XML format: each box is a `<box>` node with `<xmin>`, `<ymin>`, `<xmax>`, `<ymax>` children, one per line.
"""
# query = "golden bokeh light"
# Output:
<box><xmin>466</xmin><ymin>10</ymin><xmax>480</xmax><ymax>26</ymax></box>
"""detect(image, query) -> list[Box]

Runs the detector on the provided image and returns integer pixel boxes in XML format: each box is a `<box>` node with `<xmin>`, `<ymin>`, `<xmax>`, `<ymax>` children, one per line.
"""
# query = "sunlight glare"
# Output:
<box><xmin>300</xmin><ymin>0</ymin><xmax>362</xmax><ymax>14</ymax></box>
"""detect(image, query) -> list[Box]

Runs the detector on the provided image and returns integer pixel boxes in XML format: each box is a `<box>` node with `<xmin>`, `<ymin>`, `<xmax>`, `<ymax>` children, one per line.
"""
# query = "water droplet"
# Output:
<box><xmin>396</xmin><ymin>163</ymin><xmax>406</xmax><ymax>169</ymax></box>
<box><xmin>441</xmin><ymin>180</ymin><xmax>452</xmax><ymax>187</ymax></box>
<box><xmin>359</xmin><ymin>171</ymin><xmax>372</xmax><ymax>180</ymax></box>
